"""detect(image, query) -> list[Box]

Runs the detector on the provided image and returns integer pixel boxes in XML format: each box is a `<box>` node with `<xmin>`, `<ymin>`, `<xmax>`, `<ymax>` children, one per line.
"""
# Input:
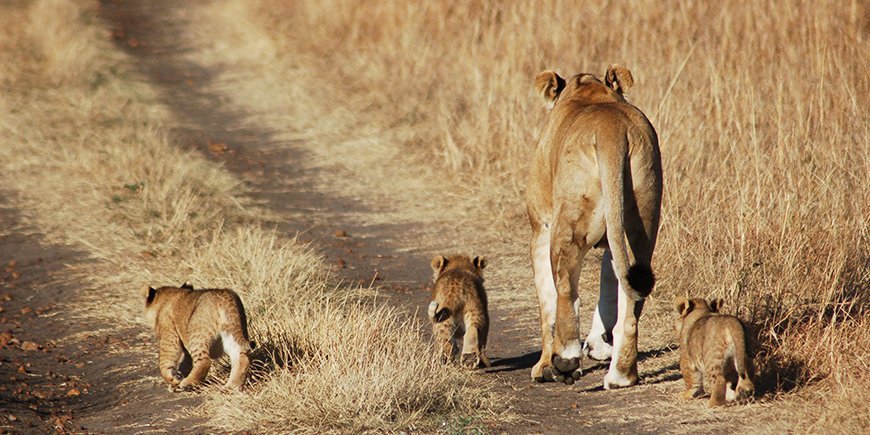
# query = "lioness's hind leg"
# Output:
<box><xmin>530</xmin><ymin>228</ymin><xmax>557</xmax><ymax>382</ymax></box>
<box><xmin>584</xmin><ymin>250</ymin><xmax>618</xmax><ymax>361</ymax></box>
<box><xmin>550</xmin><ymin>238</ymin><xmax>587</xmax><ymax>384</ymax></box>
<box><xmin>603</xmin><ymin>280</ymin><xmax>642</xmax><ymax>389</ymax></box>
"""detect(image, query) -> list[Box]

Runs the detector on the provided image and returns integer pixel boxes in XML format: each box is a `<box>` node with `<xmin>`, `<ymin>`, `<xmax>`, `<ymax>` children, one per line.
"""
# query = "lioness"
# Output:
<box><xmin>428</xmin><ymin>255</ymin><xmax>491</xmax><ymax>368</ymax></box>
<box><xmin>526</xmin><ymin>65</ymin><xmax>662</xmax><ymax>388</ymax></box>
<box><xmin>674</xmin><ymin>297</ymin><xmax>755</xmax><ymax>406</ymax></box>
<box><xmin>142</xmin><ymin>283</ymin><xmax>253</xmax><ymax>391</ymax></box>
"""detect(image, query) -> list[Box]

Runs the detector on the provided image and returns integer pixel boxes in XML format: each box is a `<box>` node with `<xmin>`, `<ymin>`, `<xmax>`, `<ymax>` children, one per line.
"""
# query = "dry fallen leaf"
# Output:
<box><xmin>207</xmin><ymin>141</ymin><xmax>229</xmax><ymax>155</ymax></box>
<box><xmin>127</xmin><ymin>37</ymin><xmax>140</xmax><ymax>48</ymax></box>
<box><xmin>66</xmin><ymin>388</ymin><xmax>81</xmax><ymax>397</ymax></box>
<box><xmin>20</xmin><ymin>341</ymin><xmax>40</xmax><ymax>351</ymax></box>
<box><xmin>334</xmin><ymin>230</ymin><xmax>349</xmax><ymax>238</ymax></box>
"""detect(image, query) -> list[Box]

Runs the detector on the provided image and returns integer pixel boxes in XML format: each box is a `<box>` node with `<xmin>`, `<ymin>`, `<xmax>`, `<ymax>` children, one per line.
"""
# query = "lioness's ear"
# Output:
<box><xmin>674</xmin><ymin>296</ymin><xmax>693</xmax><ymax>317</ymax></box>
<box><xmin>473</xmin><ymin>256</ymin><xmax>487</xmax><ymax>271</ymax></box>
<box><xmin>430</xmin><ymin>255</ymin><xmax>448</xmax><ymax>274</ymax></box>
<box><xmin>180</xmin><ymin>281</ymin><xmax>193</xmax><ymax>290</ymax></box>
<box><xmin>605</xmin><ymin>64</ymin><xmax>634</xmax><ymax>95</ymax></box>
<box><xmin>709</xmin><ymin>298</ymin><xmax>725</xmax><ymax>313</ymax></box>
<box><xmin>535</xmin><ymin>70</ymin><xmax>565</xmax><ymax>109</ymax></box>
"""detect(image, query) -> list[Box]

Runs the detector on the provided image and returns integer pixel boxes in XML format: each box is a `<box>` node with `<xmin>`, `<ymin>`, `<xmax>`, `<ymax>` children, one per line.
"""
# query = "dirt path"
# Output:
<box><xmin>92</xmin><ymin>1</ymin><xmax>751</xmax><ymax>433</ymax></box>
<box><xmin>0</xmin><ymin>197</ymin><xmax>203</xmax><ymax>433</ymax></box>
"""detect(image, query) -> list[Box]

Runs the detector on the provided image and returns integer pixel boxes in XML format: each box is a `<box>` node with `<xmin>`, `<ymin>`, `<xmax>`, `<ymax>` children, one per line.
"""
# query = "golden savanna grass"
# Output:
<box><xmin>215</xmin><ymin>0</ymin><xmax>865</xmax><ymax>430</ymax></box>
<box><xmin>0</xmin><ymin>0</ymin><xmax>492</xmax><ymax>432</ymax></box>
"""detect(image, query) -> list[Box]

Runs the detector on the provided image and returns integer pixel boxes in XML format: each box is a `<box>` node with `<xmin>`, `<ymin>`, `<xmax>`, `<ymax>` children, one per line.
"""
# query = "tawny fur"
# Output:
<box><xmin>674</xmin><ymin>297</ymin><xmax>755</xmax><ymax>407</ymax></box>
<box><xmin>527</xmin><ymin>65</ymin><xmax>662</xmax><ymax>386</ymax></box>
<box><xmin>142</xmin><ymin>284</ymin><xmax>253</xmax><ymax>391</ymax></box>
<box><xmin>428</xmin><ymin>255</ymin><xmax>491</xmax><ymax>369</ymax></box>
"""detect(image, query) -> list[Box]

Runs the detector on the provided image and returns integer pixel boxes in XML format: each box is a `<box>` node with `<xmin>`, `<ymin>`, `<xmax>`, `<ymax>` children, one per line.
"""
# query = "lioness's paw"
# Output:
<box><xmin>583</xmin><ymin>334</ymin><xmax>613</xmax><ymax>361</ymax></box>
<box><xmin>532</xmin><ymin>357</ymin><xmax>582</xmax><ymax>384</ymax></box>
<box><xmin>551</xmin><ymin>355</ymin><xmax>582</xmax><ymax>384</ymax></box>
<box><xmin>531</xmin><ymin>360</ymin><xmax>551</xmax><ymax>383</ymax></box>
<box><xmin>603</xmin><ymin>370</ymin><xmax>638</xmax><ymax>390</ymax></box>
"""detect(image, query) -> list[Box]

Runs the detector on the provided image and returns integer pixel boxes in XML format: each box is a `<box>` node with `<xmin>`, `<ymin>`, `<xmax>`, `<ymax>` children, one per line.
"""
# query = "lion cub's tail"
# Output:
<box><xmin>728</xmin><ymin>324</ymin><xmax>755</xmax><ymax>401</ymax></box>
<box><xmin>427</xmin><ymin>300</ymin><xmax>452</xmax><ymax>323</ymax></box>
<box><xmin>596</xmin><ymin>131</ymin><xmax>655</xmax><ymax>301</ymax></box>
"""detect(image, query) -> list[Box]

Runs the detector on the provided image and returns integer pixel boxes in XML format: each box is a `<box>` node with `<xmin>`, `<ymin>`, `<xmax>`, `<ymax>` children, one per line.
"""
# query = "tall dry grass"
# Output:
<box><xmin>234</xmin><ymin>0</ymin><xmax>868</xmax><ymax>429</ymax></box>
<box><xmin>0</xmin><ymin>0</ymin><xmax>494</xmax><ymax>431</ymax></box>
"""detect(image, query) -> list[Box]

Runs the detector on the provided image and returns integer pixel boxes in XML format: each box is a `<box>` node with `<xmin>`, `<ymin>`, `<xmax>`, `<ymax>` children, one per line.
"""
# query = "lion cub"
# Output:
<box><xmin>142</xmin><ymin>283</ymin><xmax>253</xmax><ymax>391</ymax></box>
<box><xmin>428</xmin><ymin>255</ymin><xmax>491</xmax><ymax>368</ymax></box>
<box><xmin>674</xmin><ymin>296</ymin><xmax>755</xmax><ymax>407</ymax></box>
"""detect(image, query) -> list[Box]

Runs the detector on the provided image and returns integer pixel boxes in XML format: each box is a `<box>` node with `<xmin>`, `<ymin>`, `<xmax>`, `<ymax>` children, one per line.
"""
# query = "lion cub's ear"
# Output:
<box><xmin>431</xmin><ymin>255</ymin><xmax>448</xmax><ymax>274</ymax></box>
<box><xmin>709</xmin><ymin>298</ymin><xmax>725</xmax><ymax>313</ymax></box>
<box><xmin>472</xmin><ymin>256</ymin><xmax>487</xmax><ymax>271</ymax></box>
<box><xmin>674</xmin><ymin>296</ymin><xmax>694</xmax><ymax>317</ymax></box>
<box><xmin>535</xmin><ymin>70</ymin><xmax>565</xmax><ymax>109</ymax></box>
<box><xmin>180</xmin><ymin>282</ymin><xmax>193</xmax><ymax>290</ymax></box>
<box><xmin>141</xmin><ymin>285</ymin><xmax>157</xmax><ymax>305</ymax></box>
<box><xmin>605</xmin><ymin>64</ymin><xmax>634</xmax><ymax>95</ymax></box>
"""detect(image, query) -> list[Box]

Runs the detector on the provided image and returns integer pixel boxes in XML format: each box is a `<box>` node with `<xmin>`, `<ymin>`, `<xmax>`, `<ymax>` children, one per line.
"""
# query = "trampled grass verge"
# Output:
<box><xmin>0</xmin><ymin>0</ymin><xmax>495</xmax><ymax>431</ymax></box>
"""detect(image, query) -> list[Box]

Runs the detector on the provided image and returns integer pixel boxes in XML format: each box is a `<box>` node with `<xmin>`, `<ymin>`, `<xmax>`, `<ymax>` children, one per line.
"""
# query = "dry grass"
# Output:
<box><xmin>0</xmin><ymin>0</ymin><xmax>494</xmax><ymax>432</ymax></box>
<box><xmin>190</xmin><ymin>0</ymin><xmax>867</xmax><ymax>430</ymax></box>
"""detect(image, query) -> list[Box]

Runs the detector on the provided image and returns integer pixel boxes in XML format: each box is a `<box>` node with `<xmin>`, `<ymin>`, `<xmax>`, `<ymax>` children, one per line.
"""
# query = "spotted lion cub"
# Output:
<box><xmin>674</xmin><ymin>296</ymin><xmax>755</xmax><ymax>407</ymax></box>
<box><xmin>428</xmin><ymin>255</ymin><xmax>491</xmax><ymax>368</ymax></box>
<box><xmin>142</xmin><ymin>283</ymin><xmax>253</xmax><ymax>391</ymax></box>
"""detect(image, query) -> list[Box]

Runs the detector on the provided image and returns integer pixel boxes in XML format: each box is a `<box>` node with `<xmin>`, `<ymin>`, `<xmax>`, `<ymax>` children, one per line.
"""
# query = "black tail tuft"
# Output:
<box><xmin>627</xmin><ymin>263</ymin><xmax>655</xmax><ymax>299</ymax></box>
<box><xmin>434</xmin><ymin>308</ymin><xmax>451</xmax><ymax>323</ymax></box>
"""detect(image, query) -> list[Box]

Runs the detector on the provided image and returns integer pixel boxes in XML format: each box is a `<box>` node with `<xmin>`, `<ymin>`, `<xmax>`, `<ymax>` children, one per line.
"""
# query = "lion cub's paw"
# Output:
<box><xmin>170</xmin><ymin>368</ymin><xmax>185</xmax><ymax>384</ymax></box>
<box><xmin>460</xmin><ymin>353</ymin><xmax>480</xmax><ymax>369</ymax></box>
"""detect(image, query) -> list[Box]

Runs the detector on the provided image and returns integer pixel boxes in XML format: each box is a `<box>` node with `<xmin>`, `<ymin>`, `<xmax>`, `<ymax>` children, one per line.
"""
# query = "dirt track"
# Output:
<box><xmin>1</xmin><ymin>1</ymin><xmax>755</xmax><ymax>433</ymax></box>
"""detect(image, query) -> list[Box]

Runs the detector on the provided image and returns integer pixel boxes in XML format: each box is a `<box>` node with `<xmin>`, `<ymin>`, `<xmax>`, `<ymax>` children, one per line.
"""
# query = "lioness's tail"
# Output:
<box><xmin>596</xmin><ymin>132</ymin><xmax>655</xmax><ymax>301</ymax></box>
<box><xmin>729</xmin><ymin>324</ymin><xmax>755</xmax><ymax>401</ymax></box>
